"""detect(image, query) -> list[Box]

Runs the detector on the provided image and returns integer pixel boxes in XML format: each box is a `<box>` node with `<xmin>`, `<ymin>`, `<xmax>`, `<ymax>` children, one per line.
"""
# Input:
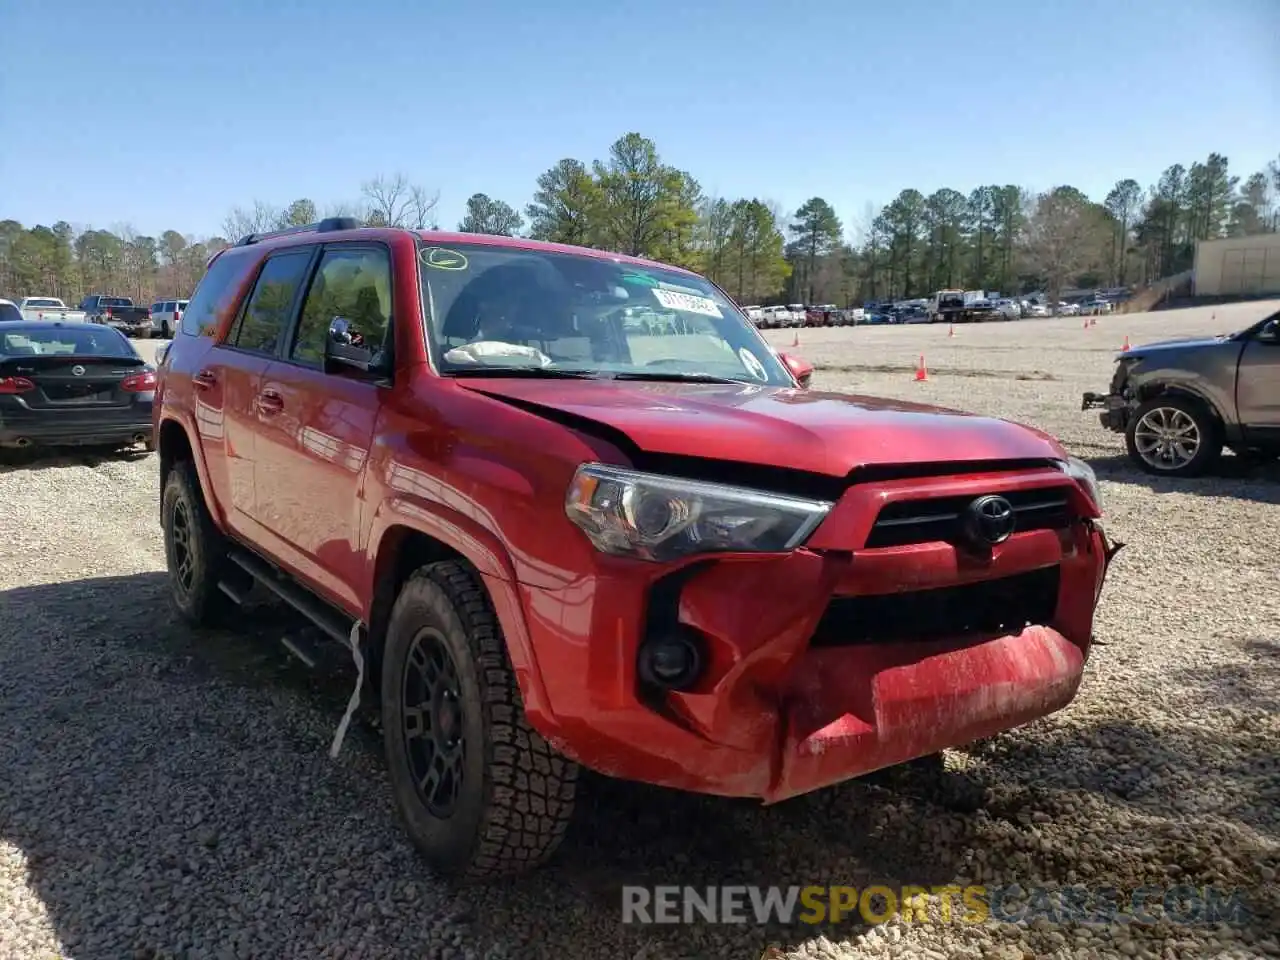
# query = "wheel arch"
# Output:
<box><xmin>158</xmin><ymin>417</ymin><xmax>198</xmax><ymax>526</ymax></box>
<box><xmin>364</xmin><ymin>514</ymin><xmax>557</xmax><ymax>736</ymax></box>
<box><xmin>1133</xmin><ymin>381</ymin><xmax>1226</xmax><ymax>430</ymax></box>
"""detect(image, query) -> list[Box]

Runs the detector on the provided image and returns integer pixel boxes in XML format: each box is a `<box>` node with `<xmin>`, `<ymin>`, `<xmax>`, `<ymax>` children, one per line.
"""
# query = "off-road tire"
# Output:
<box><xmin>1125</xmin><ymin>395</ymin><xmax>1222</xmax><ymax>478</ymax></box>
<box><xmin>382</xmin><ymin>560</ymin><xmax>579</xmax><ymax>883</ymax></box>
<box><xmin>162</xmin><ymin>460</ymin><xmax>234</xmax><ymax>626</ymax></box>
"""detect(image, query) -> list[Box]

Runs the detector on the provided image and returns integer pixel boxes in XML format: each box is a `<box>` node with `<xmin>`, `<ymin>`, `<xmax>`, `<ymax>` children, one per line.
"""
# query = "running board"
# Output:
<box><xmin>225</xmin><ymin>549</ymin><xmax>357</xmax><ymax>664</ymax></box>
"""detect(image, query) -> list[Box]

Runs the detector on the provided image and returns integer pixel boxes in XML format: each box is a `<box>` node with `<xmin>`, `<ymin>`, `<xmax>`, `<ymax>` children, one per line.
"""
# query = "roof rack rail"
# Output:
<box><xmin>235</xmin><ymin>216</ymin><xmax>362</xmax><ymax>247</ymax></box>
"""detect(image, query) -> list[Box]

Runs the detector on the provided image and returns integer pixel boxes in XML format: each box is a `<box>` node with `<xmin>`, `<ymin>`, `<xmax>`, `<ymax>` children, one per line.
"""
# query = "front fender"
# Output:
<box><xmin>365</xmin><ymin>494</ymin><xmax>558</xmax><ymax>735</ymax></box>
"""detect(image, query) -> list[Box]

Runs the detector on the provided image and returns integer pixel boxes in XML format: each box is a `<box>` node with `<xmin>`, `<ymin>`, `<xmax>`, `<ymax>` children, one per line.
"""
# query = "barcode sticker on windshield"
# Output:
<box><xmin>652</xmin><ymin>288</ymin><xmax>722</xmax><ymax>318</ymax></box>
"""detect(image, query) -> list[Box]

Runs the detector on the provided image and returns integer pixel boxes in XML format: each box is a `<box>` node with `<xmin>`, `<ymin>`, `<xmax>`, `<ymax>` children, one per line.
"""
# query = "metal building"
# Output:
<box><xmin>1192</xmin><ymin>233</ymin><xmax>1280</xmax><ymax>297</ymax></box>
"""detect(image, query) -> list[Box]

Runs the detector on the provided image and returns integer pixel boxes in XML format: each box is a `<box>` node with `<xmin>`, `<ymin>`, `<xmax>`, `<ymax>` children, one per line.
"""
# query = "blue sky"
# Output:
<box><xmin>2</xmin><ymin>0</ymin><xmax>1276</xmax><ymax>242</ymax></box>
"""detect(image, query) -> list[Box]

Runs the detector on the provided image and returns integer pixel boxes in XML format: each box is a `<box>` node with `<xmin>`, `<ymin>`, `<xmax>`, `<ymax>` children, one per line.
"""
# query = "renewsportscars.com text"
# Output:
<box><xmin>621</xmin><ymin>884</ymin><xmax>1252</xmax><ymax>927</ymax></box>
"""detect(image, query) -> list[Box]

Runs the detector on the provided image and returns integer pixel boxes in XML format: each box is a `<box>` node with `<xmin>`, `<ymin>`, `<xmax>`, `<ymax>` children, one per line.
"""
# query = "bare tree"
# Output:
<box><xmin>408</xmin><ymin>185</ymin><xmax>440</xmax><ymax>229</ymax></box>
<box><xmin>322</xmin><ymin>200</ymin><xmax>362</xmax><ymax>221</ymax></box>
<box><xmin>1021</xmin><ymin>187</ymin><xmax>1109</xmax><ymax>303</ymax></box>
<box><xmin>221</xmin><ymin>200</ymin><xmax>281</xmax><ymax>242</ymax></box>
<box><xmin>360</xmin><ymin>174</ymin><xmax>438</xmax><ymax>228</ymax></box>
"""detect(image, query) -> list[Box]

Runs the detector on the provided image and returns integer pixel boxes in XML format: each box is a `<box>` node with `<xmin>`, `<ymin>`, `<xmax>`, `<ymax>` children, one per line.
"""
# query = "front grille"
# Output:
<box><xmin>809</xmin><ymin>565</ymin><xmax>1060</xmax><ymax>647</ymax></box>
<box><xmin>865</xmin><ymin>485</ymin><xmax>1073</xmax><ymax>549</ymax></box>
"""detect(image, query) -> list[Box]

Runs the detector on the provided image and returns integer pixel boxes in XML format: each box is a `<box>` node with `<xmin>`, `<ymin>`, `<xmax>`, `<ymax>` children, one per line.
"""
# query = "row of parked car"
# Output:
<box><xmin>743</xmin><ymin>294</ymin><xmax>1119</xmax><ymax>330</ymax></box>
<box><xmin>0</xmin><ymin>295</ymin><xmax>188</xmax><ymax>338</ymax></box>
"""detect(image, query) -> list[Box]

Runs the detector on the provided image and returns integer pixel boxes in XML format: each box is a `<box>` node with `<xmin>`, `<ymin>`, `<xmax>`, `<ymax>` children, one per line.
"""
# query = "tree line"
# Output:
<box><xmin>2</xmin><ymin>134</ymin><xmax>1276</xmax><ymax>308</ymax></box>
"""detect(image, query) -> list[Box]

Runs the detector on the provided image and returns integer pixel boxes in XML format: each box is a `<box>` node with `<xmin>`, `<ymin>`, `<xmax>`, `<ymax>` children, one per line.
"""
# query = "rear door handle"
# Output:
<box><xmin>192</xmin><ymin>369</ymin><xmax>217</xmax><ymax>390</ymax></box>
<box><xmin>255</xmin><ymin>390</ymin><xmax>284</xmax><ymax>414</ymax></box>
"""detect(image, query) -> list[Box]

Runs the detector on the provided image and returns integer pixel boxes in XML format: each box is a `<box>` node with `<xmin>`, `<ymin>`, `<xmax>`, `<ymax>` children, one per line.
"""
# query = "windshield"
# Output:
<box><xmin>417</xmin><ymin>241</ymin><xmax>793</xmax><ymax>385</ymax></box>
<box><xmin>0</xmin><ymin>326</ymin><xmax>137</xmax><ymax>358</ymax></box>
<box><xmin>0</xmin><ymin>303</ymin><xmax>21</xmax><ymax>323</ymax></box>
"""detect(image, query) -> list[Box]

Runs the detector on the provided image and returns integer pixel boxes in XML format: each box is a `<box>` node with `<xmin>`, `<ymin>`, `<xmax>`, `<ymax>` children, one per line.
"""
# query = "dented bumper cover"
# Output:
<box><xmin>513</xmin><ymin>473</ymin><xmax>1117</xmax><ymax>803</ymax></box>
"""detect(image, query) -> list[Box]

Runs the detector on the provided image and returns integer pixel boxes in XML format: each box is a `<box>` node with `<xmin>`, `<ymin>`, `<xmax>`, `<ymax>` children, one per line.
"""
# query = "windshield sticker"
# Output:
<box><xmin>419</xmin><ymin>247</ymin><xmax>469</xmax><ymax>270</ymax></box>
<box><xmin>738</xmin><ymin>347</ymin><xmax>768</xmax><ymax>381</ymax></box>
<box><xmin>655</xmin><ymin>280</ymin><xmax>708</xmax><ymax>297</ymax></box>
<box><xmin>619</xmin><ymin>270</ymin><xmax>659</xmax><ymax>287</ymax></box>
<box><xmin>652</xmin><ymin>288</ymin><xmax>722</xmax><ymax>318</ymax></box>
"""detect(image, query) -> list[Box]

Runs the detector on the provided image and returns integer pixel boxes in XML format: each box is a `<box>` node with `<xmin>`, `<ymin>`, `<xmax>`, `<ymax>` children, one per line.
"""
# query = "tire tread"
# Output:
<box><xmin>162</xmin><ymin>460</ymin><xmax>232</xmax><ymax>626</ymax></box>
<box><xmin>389</xmin><ymin>560</ymin><xmax>578</xmax><ymax>882</ymax></box>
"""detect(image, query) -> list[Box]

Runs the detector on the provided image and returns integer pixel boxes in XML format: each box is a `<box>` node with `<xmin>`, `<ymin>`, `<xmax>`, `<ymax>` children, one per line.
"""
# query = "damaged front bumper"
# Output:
<box><xmin>1081</xmin><ymin>390</ymin><xmax>1130</xmax><ymax>432</ymax></box>
<box><xmin>516</xmin><ymin>469</ymin><xmax>1118</xmax><ymax>804</ymax></box>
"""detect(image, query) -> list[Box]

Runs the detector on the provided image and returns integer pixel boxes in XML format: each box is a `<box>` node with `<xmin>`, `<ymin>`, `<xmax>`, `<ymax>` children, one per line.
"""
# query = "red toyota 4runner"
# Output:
<box><xmin>154</xmin><ymin>219</ymin><xmax>1119</xmax><ymax>881</ymax></box>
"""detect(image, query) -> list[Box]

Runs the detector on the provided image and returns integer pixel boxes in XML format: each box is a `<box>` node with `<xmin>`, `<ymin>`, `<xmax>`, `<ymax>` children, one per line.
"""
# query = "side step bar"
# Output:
<box><xmin>220</xmin><ymin>549</ymin><xmax>359</xmax><ymax>667</ymax></box>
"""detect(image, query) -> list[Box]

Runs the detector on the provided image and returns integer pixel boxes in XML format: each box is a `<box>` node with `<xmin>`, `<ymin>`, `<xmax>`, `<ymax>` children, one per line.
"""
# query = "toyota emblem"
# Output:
<box><xmin>71</xmin><ymin>365</ymin><xmax>86</xmax><ymax>377</ymax></box>
<box><xmin>962</xmin><ymin>494</ymin><xmax>1016</xmax><ymax>546</ymax></box>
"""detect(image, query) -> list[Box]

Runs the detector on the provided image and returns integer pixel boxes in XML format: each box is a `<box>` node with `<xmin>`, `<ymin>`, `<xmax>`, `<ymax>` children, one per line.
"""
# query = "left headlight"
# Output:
<box><xmin>1057</xmin><ymin>456</ymin><xmax>1102</xmax><ymax>512</ymax></box>
<box><xmin>564</xmin><ymin>463</ymin><xmax>833</xmax><ymax>562</ymax></box>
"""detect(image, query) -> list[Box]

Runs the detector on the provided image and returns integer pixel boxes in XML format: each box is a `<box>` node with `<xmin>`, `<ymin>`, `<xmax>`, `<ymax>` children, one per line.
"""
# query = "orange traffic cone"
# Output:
<box><xmin>948</xmin><ymin>323</ymin><xmax>955</xmax><ymax>338</ymax></box>
<box><xmin>1121</xmin><ymin>335</ymin><xmax>1130</xmax><ymax>352</ymax></box>
<box><xmin>913</xmin><ymin>354</ymin><xmax>928</xmax><ymax>381</ymax></box>
<box><xmin>791</xmin><ymin>329</ymin><xmax>800</xmax><ymax>347</ymax></box>
<box><xmin>1082</xmin><ymin>319</ymin><xmax>1089</xmax><ymax>330</ymax></box>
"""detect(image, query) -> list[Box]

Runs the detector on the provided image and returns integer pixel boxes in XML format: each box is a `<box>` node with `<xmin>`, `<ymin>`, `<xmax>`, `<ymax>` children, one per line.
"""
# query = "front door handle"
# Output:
<box><xmin>255</xmin><ymin>390</ymin><xmax>284</xmax><ymax>415</ymax></box>
<box><xmin>192</xmin><ymin>369</ymin><xmax>217</xmax><ymax>390</ymax></box>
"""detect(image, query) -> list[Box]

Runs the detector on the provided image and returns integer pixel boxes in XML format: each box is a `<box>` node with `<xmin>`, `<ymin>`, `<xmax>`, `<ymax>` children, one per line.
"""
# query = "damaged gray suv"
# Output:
<box><xmin>1082</xmin><ymin>310</ymin><xmax>1280</xmax><ymax>477</ymax></box>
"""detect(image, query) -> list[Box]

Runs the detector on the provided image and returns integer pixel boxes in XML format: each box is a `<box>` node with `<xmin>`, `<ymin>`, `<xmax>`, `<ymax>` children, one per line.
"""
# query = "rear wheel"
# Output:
<box><xmin>382</xmin><ymin>560</ymin><xmax>578</xmax><ymax>882</ymax></box>
<box><xmin>1125</xmin><ymin>395</ymin><xmax>1222</xmax><ymax>478</ymax></box>
<box><xmin>162</xmin><ymin>461</ymin><xmax>235</xmax><ymax>625</ymax></box>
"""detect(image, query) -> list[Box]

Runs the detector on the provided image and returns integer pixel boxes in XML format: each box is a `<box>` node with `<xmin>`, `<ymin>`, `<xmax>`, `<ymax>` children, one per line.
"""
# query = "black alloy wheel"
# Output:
<box><xmin>402</xmin><ymin>627</ymin><xmax>468</xmax><ymax>818</ymax></box>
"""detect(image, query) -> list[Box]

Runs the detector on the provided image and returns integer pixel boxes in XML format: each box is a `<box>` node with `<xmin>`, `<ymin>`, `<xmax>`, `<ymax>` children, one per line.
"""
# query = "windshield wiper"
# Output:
<box><xmin>608</xmin><ymin>371</ymin><xmax>747</xmax><ymax>384</ymax></box>
<box><xmin>445</xmin><ymin>366</ymin><xmax>605</xmax><ymax>379</ymax></box>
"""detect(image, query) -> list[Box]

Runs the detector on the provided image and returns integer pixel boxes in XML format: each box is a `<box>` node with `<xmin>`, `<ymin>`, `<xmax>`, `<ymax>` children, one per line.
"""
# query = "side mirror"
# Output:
<box><xmin>778</xmin><ymin>351</ymin><xmax>814</xmax><ymax>388</ymax></box>
<box><xmin>324</xmin><ymin>317</ymin><xmax>377</xmax><ymax>374</ymax></box>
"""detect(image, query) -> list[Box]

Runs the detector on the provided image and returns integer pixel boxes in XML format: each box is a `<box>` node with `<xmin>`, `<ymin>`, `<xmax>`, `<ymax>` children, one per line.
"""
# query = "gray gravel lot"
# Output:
<box><xmin>2</xmin><ymin>303</ymin><xmax>1278</xmax><ymax>960</ymax></box>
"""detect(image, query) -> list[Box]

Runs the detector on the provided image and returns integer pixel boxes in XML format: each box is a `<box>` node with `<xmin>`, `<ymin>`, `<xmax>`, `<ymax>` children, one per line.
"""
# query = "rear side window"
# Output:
<box><xmin>229</xmin><ymin>251</ymin><xmax>312</xmax><ymax>356</ymax></box>
<box><xmin>0</xmin><ymin>303</ymin><xmax>22</xmax><ymax>323</ymax></box>
<box><xmin>181</xmin><ymin>251</ymin><xmax>257</xmax><ymax>337</ymax></box>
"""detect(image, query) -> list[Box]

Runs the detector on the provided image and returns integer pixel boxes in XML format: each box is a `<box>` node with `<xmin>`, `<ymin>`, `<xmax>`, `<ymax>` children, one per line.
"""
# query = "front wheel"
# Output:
<box><xmin>382</xmin><ymin>560</ymin><xmax>579</xmax><ymax>882</ymax></box>
<box><xmin>1125</xmin><ymin>395</ymin><xmax>1222</xmax><ymax>478</ymax></box>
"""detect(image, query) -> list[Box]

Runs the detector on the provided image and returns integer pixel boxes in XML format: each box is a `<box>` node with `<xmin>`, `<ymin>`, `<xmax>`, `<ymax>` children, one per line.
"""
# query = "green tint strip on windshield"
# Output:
<box><xmin>619</xmin><ymin>270</ymin><xmax>658</xmax><ymax>287</ymax></box>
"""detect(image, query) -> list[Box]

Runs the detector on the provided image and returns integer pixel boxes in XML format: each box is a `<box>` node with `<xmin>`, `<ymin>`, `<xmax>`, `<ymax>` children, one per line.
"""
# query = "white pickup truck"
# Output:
<box><xmin>17</xmin><ymin>297</ymin><xmax>88</xmax><ymax>322</ymax></box>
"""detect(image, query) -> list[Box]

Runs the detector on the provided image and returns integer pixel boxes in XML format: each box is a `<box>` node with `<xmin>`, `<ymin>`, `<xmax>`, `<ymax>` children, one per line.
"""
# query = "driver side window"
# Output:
<box><xmin>291</xmin><ymin>246</ymin><xmax>392</xmax><ymax>368</ymax></box>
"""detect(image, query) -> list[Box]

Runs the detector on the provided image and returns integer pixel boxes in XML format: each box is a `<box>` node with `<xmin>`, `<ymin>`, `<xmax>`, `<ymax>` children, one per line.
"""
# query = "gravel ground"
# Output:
<box><xmin>2</xmin><ymin>302</ymin><xmax>1278</xmax><ymax>960</ymax></box>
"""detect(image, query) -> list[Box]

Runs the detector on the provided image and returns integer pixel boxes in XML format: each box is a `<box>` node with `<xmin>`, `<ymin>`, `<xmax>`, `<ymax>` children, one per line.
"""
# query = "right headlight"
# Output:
<box><xmin>1056</xmin><ymin>456</ymin><xmax>1103</xmax><ymax>513</ymax></box>
<box><xmin>564</xmin><ymin>463</ymin><xmax>833</xmax><ymax>562</ymax></box>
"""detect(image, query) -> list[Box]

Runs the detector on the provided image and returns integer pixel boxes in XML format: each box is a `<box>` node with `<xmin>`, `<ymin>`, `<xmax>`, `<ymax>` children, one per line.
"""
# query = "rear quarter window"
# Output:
<box><xmin>181</xmin><ymin>251</ymin><xmax>258</xmax><ymax>337</ymax></box>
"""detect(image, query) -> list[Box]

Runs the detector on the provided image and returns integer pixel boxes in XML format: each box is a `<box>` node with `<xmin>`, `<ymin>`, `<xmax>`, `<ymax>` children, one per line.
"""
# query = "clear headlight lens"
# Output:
<box><xmin>1057</xmin><ymin>456</ymin><xmax>1102</xmax><ymax>512</ymax></box>
<box><xmin>564</xmin><ymin>463</ymin><xmax>833</xmax><ymax>562</ymax></box>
